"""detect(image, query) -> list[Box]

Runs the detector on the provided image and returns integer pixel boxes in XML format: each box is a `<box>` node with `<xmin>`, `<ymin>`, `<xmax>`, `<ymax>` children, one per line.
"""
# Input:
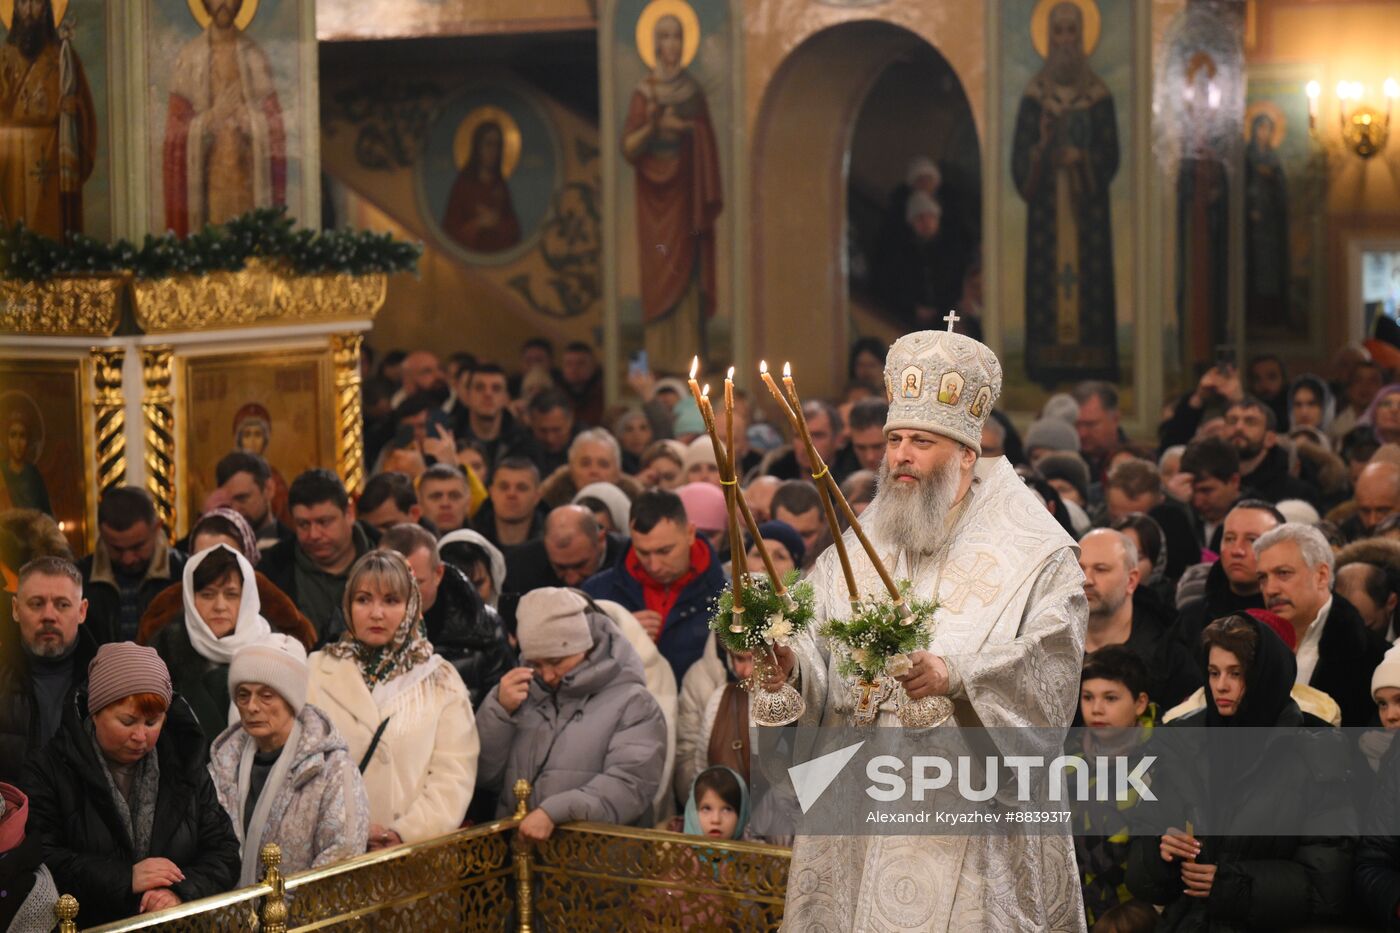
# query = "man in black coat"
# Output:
<box><xmin>498</xmin><ymin>505</ymin><xmax>627</xmax><ymax>633</ymax></box>
<box><xmin>259</xmin><ymin>470</ymin><xmax>372</xmax><ymax>646</ymax></box>
<box><xmin>380</xmin><ymin>524</ymin><xmax>515</xmax><ymax>710</ymax></box>
<box><xmin>1226</xmin><ymin>397</ymin><xmax>1320</xmax><ymax>507</ymax></box>
<box><xmin>1</xmin><ymin>557</ymin><xmax>97</xmax><ymax>782</ymax></box>
<box><xmin>77</xmin><ymin>487</ymin><xmax>185</xmax><ymax>644</ymax></box>
<box><xmin>1257</xmin><ymin>522</ymin><xmax>1388</xmax><ymax>727</ymax></box>
<box><xmin>1174</xmin><ymin>500</ymin><xmax>1284</xmax><ymax>655</ymax></box>
<box><xmin>1079</xmin><ymin>530</ymin><xmax>1200</xmax><ymax>710</ymax></box>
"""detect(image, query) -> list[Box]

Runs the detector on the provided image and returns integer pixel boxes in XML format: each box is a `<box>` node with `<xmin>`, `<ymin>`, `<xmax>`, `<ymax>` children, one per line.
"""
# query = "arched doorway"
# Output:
<box><xmin>750</xmin><ymin>21</ymin><xmax>980</xmax><ymax>397</ymax></box>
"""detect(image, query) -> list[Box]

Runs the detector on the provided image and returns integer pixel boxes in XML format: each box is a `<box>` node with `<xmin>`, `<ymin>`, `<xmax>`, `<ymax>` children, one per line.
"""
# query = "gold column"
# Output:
<box><xmin>141</xmin><ymin>345</ymin><xmax>177</xmax><ymax>533</ymax></box>
<box><xmin>260</xmin><ymin>843</ymin><xmax>288</xmax><ymax>933</ymax></box>
<box><xmin>90</xmin><ymin>347</ymin><xmax>127</xmax><ymax>497</ymax></box>
<box><xmin>513</xmin><ymin>779</ymin><xmax>534</xmax><ymax>933</ymax></box>
<box><xmin>331</xmin><ymin>333</ymin><xmax>366</xmax><ymax>496</ymax></box>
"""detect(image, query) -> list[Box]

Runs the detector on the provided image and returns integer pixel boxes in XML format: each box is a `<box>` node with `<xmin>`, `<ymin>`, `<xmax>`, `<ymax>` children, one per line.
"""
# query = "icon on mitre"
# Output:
<box><xmin>937</xmin><ymin>371</ymin><xmax>965</xmax><ymax>406</ymax></box>
<box><xmin>900</xmin><ymin>365</ymin><xmax>923</xmax><ymax>399</ymax></box>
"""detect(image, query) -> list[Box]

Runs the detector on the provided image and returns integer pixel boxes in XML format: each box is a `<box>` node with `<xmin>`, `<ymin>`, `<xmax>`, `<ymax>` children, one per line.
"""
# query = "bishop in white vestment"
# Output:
<box><xmin>776</xmin><ymin>328</ymin><xmax>1090</xmax><ymax>931</ymax></box>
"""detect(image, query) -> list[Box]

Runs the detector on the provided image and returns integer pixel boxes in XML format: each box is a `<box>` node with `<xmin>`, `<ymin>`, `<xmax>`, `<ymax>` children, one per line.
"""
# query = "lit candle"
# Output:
<box><xmin>774</xmin><ymin>362</ymin><xmax>860</xmax><ymax>605</ymax></box>
<box><xmin>701</xmin><ymin>385</ymin><xmax>745</xmax><ymax>620</ymax></box>
<box><xmin>781</xmin><ymin>362</ymin><xmax>909</xmax><ymax>614</ymax></box>
<box><xmin>687</xmin><ymin>356</ymin><xmax>702</xmax><ymax>403</ymax></box>
<box><xmin>720</xmin><ymin>371</ymin><xmax>749</xmax><ymax>583</ymax></box>
<box><xmin>758</xmin><ymin>360</ymin><xmax>800</xmax><ymax>432</ymax></box>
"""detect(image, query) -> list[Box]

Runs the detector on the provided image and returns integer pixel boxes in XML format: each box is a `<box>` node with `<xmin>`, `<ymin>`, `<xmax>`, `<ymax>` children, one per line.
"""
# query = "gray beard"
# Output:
<box><xmin>864</xmin><ymin>456</ymin><xmax>962</xmax><ymax>560</ymax></box>
<box><xmin>1047</xmin><ymin>49</ymin><xmax>1087</xmax><ymax>88</ymax></box>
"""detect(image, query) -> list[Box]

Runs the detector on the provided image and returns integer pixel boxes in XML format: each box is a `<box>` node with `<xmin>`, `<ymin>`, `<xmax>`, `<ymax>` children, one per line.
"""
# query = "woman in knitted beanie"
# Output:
<box><xmin>21</xmin><ymin>643</ymin><xmax>239</xmax><ymax>925</ymax></box>
<box><xmin>208</xmin><ymin>635</ymin><xmax>369</xmax><ymax>885</ymax></box>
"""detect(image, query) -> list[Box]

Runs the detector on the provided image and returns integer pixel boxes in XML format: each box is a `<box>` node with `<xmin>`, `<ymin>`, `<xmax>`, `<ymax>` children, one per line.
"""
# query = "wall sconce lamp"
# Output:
<box><xmin>1308</xmin><ymin>78</ymin><xmax>1396</xmax><ymax>159</ymax></box>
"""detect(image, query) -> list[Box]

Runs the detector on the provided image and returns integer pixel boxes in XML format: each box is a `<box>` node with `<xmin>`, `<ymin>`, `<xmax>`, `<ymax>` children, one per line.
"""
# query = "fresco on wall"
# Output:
<box><xmin>612</xmin><ymin>0</ymin><xmax>730</xmax><ymax>376</ymax></box>
<box><xmin>1155</xmin><ymin>0</ymin><xmax>1243</xmax><ymax>381</ymax></box>
<box><xmin>148</xmin><ymin>0</ymin><xmax>304</xmax><ymax>235</ymax></box>
<box><xmin>0</xmin><ymin>0</ymin><xmax>109</xmax><ymax>239</ymax></box>
<box><xmin>1000</xmin><ymin>0</ymin><xmax>1132</xmax><ymax>400</ymax></box>
<box><xmin>416</xmin><ymin>83</ymin><xmax>561</xmax><ymax>265</ymax></box>
<box><xmin>1243</xmin><ymin>64</ymin><xmax>1320</xmax><ymax>343</ymax></box>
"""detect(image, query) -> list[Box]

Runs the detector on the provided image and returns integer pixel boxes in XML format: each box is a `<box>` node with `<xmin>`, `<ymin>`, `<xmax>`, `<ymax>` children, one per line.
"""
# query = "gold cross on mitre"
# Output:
<box><xmin>943</xmin><ymin>308</ymin><xmax>960</xmax><ymax>332</ymax></box>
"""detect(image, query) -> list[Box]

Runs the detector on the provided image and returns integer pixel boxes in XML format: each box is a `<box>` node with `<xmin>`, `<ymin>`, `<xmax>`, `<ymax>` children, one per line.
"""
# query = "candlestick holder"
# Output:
<box><xmin>711</xmin><ymin>571</ymin><xmax>814</xmax><ymax>727</ymax></box>
<box><xmin>749</xmin><ymin>644</ymin><xmax>807</xmax><ymax>727</ymax></box>
<box><xmin>896</xmin><ymin>691</ymin><xmax>955</xmax><ymax>729</ymax></box>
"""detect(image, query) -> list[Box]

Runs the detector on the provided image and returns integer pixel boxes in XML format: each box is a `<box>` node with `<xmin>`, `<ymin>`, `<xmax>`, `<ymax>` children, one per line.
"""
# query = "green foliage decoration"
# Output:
<box><xmin>0</xmin><ymin>207</ymin><xmax>421</xmax><ymax>282</ymax></box>
<box><xmin>709</xmin><ymin>570</ymin><xmax>816</xmax><ymax>655</ymax></box>
<box><xmin>819</xmin><ymin>582</ymin><xmax>939</xmax><ymax>682</ymax></box>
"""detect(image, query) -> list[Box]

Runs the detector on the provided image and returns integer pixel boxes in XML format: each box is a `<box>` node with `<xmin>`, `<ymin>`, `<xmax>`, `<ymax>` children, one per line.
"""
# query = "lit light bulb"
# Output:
<box><xmin>1337</xmin><ymin>81</ymin><xmax>1352</xmax><ymax>101</ymax></box>
<box><xmin>1385</xmin><ymin>77</ymin><xmax>1399</xmax><ymax>99</ymax></box>
<box><xmin>1306</xmin><ymin>80</ymin><xmax>1320</xmax><ymax>100</ymax></box>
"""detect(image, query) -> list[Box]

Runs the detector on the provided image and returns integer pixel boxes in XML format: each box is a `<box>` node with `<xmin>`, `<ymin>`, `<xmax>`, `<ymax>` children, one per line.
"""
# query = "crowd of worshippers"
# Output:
<box><xmin>10</xmin><ymin>339</ymin><xmax>1400</xmax><ymax>929</ymax></box>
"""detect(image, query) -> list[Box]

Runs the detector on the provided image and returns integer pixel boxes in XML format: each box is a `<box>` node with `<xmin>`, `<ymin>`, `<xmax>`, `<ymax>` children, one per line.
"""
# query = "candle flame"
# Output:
<box><xmin>689</xmin><ymin>356</ymin><xmax>698</xmax><ymax>379</ymax></box>
<box><xmin>782</xmin><ymin>361</ymin><xmax>792</xmax><ymax>378</ymax></box>
<box><xmin>702</xmin><ymin>383</ymin><xmax>710</xmax><ymax>396</ymax></box>
<box><xmin>759</xmin><ymin>359</ymin><xmax>768</xmax><ymax>374</ymax></box>
<box><xmin>726</xmin><ymin>365</ymin><xmax>735</xmax><ymax>381</ymax></box>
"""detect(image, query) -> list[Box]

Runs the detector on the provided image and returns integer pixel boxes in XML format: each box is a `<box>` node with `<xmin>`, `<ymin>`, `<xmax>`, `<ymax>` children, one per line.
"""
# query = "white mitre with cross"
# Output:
<box><xmin>882</xmin><ymin>310</ymin><xmax>1003</xmax><ymax>455</ymax></box>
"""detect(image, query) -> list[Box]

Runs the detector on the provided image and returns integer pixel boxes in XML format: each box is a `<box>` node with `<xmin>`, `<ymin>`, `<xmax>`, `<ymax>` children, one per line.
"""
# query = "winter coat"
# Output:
<box><xmin>1358</xmin><ymin>739</ymin><xmax>1400</xmax><ymax>929</ymax></box>
<box><xmin>499</xmin><ymin>532</ymin><xmax>628</xmax><ymax>631</ymax></box>
<box><xmin>148</xmin><ymin>617</ymin><xmax>235</xmax><ymax>751</ymax></box>
<box><xmin>259</xmin><ymin>525</ymin><xmax>373</xmax><ymax>646</ymax></box>
<box><xmin>77</xmin><ymin>536</ymin><xmax>186</xmax><ymax>645</ymax></box>
<box><xmin>1122</xmin><ymin>587</ymin><xmax>1202</xmax><ymax>711</ymax></box>
<box><xmin>20</xmin><ymin>691</ymin><xmax>240</xmax><ymax>926</ymax></box>
<box><xmin>581</xmin><ymin>537</ymin><xmax>727</xmax><ymax>684</ymax></box>
<box><xmin>476</xmin><ymin>611</ymin><xmax>667</xmax><ymax>825</ymax></box>
<box><xmin>422</xmin><ymin>563</ymin><xmax>516</xmax><ymax>709</ymax></box>
<box><xmin>307</xmin><ymin>652</ymin><xmax>479</xmax><ymax>843</ymax></box>
<box><xmin>137</xmin><ymin>571</ymin><xmax>316</xmax><ymax>651</ymax></box>
<box><xmin>208</xmin><ymin>704</ymin><xmax>369</xmax><ymax>885</ymax></box>
<box><xmin>539</xmin><ymin>467</ymin><xmax>643</xmax><ymax>510</ymax></box>
<box><xmin>1242</xmin><ymin>445</ymin><xmax>1321</xmax><ymax>508</ymax></box>
<box><xmin>1173</xmin><ymin>561</ymin><xmax>1264</xmax><ymax>658</ymax></box>
<box><xmin>0</xmin><ymin>626</ymin><xmax>98</xmax><ymax>784</ymax></box>
<box><xmin>1309</xmin><ymin>595</ymin><xmax>1389</xmax><ymax>728</ymax></box>
<box><xmin>674</xmin><ymin>634</ymin><xmax>726</xmax><ymax>806</ymax></box>
<box><xmin>591</xmin><ymin>599</ymin><xmax>677</xmax><ymax>820</ymax></box>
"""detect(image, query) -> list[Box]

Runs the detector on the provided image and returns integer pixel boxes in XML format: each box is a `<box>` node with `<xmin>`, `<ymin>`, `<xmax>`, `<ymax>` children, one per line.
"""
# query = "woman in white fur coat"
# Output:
<box><xmin>308</xmin><ymin>551</ymin><xmax>479</xmax><ymax>847</ymax></box>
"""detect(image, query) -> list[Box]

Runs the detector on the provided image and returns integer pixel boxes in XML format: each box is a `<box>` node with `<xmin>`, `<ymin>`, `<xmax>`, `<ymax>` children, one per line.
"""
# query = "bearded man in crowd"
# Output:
<box><xmin>772</xmin><ymin>327</ymin><xmax>1090</xmax><ymax>929</ymax></box>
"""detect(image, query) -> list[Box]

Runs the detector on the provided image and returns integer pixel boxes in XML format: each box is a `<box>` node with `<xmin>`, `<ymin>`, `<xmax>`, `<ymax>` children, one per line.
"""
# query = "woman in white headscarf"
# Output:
<box><xmin>150</xmin><ymin>544</ymin><xmax>272</xmax><ymax>749</ymax></box>
<box><xmin>437</xmin><ymin>529</ymin><xmax>506</xmax><ymax>608</ymax></box>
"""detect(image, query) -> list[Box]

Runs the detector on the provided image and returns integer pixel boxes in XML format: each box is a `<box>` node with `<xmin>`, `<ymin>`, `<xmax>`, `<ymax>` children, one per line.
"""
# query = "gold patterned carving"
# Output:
<box><xmin>131</xmin><ymin>260</ymin><xmax>387</xmax><ymax>333</ymax></box>
<box><xmin>141</xmin><ymin>346</ymin><xmax>177</xmax><ymax>533</ymax></box>
<box><xmin>331</xmin><ymin>333</ymin><xmax>366</xmax><ymax>496</ymax></box>
<box><xmin>90</xmin><ymin>347</ymin><xmax>126</xmax><ymax>498</ymax></box>
<box><xmin>63</xmin><ymin>820</ymin><xmax>790</xmax><ymax>933</ymax></box>
<box><xmin>0</xmin><ymin>275</ymin><xmax>125</xmax><ymax>337</ymax></box>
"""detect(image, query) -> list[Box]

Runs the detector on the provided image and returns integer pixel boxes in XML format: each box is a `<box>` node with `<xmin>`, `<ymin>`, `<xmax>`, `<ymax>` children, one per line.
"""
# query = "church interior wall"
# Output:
<box><xmin>319</xmin><ymin>34</ymin><xmax>604</xmax><ymax>366</ymax></box>
<box><xmin>1245</xmin><ymin>0</ymin><xmax>1400</xmax><ymax>365</ymax></box>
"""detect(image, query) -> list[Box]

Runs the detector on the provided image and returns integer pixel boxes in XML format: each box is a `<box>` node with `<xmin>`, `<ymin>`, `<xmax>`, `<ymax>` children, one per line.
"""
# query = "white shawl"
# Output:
<box><xmin>182</xmin><ymin>545</ymin><xmax>272</xmax><ymax>665</ymax></box>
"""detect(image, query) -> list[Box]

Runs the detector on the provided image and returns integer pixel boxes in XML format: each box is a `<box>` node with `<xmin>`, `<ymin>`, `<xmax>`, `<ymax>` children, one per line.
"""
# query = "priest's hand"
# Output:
<box><xmin>763</xmin><ymin>644</ymin><xmax>795</xmax><ymax>690</ymax></box>
<box><xmin>894</xmin><ymin>651</ymin><xmax>949</xmax><ymax>699</ymax></box>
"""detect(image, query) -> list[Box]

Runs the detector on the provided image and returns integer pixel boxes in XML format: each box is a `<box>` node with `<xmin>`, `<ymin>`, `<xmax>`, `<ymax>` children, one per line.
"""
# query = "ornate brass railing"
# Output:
<box><xmin>56</xmin><ymin>782</ymin><xmax>791</xmax><ymax>932</ymax></box>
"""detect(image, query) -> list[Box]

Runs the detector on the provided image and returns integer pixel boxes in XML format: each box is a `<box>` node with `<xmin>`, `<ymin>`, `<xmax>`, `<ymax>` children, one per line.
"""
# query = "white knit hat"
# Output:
<box><xmin>1373</xmin><ymin>651</ymin><xmax>1400</xmax><ymax>699</ymax></box>
<box><xmin>228</xmin><ymin>634</ymin><xmax>308</xmax><ymax>713</ymax></box>
<box><xmin>517</xmin><ymin>588</ymin><xmax>594</xmax><ymax>661</ymax></box>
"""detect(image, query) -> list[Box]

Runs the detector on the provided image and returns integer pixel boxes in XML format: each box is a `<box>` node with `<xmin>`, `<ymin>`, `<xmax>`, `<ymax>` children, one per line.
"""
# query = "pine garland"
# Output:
<box><xmin>819</xmin><ymin>582</ymin><xmax>939</xmax><ymax>682</ymax></box>
<box><xmin>0</xmin><ymin>207</ymin><xmax>421</xmax><ymax>282</ymax></box>
<box><xmin>709</xmin><ymin>571</ymin><xmax>816</xmax><ymax>656</ymax></box>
